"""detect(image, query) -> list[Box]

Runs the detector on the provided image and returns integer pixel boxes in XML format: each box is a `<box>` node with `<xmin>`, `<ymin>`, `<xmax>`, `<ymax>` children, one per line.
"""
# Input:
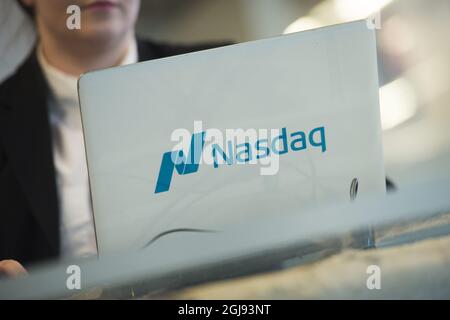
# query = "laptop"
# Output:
<box><xmin>78</xmin><ymin>20</ymin><xmax>386</xmax><ymax>255</ymax></box>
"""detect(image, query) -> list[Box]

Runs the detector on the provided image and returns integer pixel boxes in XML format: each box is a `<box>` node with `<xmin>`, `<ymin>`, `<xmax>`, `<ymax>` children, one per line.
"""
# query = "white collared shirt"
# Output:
<box><xmin>37</xmin><ymin>40</ymin><xmax>138</xmax><ymax>258</ymax></box>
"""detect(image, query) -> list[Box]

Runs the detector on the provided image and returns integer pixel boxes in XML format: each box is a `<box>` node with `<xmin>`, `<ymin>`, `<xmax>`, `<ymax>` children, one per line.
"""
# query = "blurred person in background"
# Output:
<box><xmin>0</xmin><ymin>0</ymin><xmax>228</xmax><ymax>276</ymax></box>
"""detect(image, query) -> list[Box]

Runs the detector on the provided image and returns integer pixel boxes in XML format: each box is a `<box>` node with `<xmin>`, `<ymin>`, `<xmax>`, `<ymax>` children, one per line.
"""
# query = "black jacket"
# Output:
<box><xmin>0</xmin><ymin>39</ymin><xmax>228</xmax><ymax>266</ymax></box>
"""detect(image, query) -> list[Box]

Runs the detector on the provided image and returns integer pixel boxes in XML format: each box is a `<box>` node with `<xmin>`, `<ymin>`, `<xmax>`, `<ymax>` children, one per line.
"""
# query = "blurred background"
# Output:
<box><xmin>1</xmin><ymin>0</ymin><xmax>449</xmax><ymax>189</ymax></box>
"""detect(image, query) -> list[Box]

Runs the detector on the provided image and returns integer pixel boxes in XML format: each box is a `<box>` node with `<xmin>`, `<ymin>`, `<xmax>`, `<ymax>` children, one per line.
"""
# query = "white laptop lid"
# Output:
<box><xmin>78</xmin><ymin>20</ymin><xmax>385</xmax><ymax>255</ymax></box>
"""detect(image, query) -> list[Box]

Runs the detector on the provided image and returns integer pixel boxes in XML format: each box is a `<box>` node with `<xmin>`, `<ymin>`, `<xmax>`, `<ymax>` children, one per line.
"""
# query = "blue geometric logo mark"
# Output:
<box><xmin>154</xmin><ymin>132</ymin><xmax>206</xmax><ymax>193</ymax></box>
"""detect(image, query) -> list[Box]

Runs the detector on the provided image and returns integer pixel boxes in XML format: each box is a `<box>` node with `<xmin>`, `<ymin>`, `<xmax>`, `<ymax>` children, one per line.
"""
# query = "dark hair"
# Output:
<box><xmin>16</xmin><ymin>0</ymin><xmax>34</xmax><ymax>18</ymax></box>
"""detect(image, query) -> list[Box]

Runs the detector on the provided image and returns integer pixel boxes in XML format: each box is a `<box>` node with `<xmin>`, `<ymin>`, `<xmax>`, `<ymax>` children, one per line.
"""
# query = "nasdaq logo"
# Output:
<box><xmin>154</xmin><ymin>131</ymin><xmax>206</xmax><ymax>193</ymax></box>
<box><xmin>154</xmin><ymin>126</ymin><xmax>326</xmax><ymax>194</ymax></box>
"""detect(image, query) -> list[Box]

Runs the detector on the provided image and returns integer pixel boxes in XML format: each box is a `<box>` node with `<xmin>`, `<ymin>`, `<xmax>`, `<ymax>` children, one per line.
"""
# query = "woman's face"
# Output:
<box><xmin>22</xmin><ymin>0</ymin><xmax>141</xmax><ymax>45</ymax></box>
